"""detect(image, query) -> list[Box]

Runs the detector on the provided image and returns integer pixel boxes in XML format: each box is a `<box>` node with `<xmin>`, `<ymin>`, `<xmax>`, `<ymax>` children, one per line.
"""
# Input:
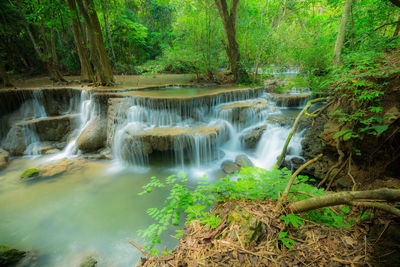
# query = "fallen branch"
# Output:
<box><xmin>289</xmin><ymin>188</ymin><xmax>400</xmax><ymax>214</ymax></box>
<box><xmin>130</xmin><ymin>240</ymin><xmax>151</xmax><ymax>258</ymax></box>
<box><xmin>277</xmin><ymin>98</ymin><xmax>327</xmax><ymax>167</ymax></box>
<box><xmin>350</xmin><ymin>201</ymin><xmax>400</xmax><ymax>217</ymax></box>
<box><xmin>275</xmin><ymin>154</ymin><xmax>323</xmax><ymax>210</ymax></box>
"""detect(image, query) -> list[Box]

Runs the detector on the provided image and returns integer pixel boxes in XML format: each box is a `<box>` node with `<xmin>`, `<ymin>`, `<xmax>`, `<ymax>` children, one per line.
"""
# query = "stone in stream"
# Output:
<box><xmin>0</xmin><ymin>245</ymin><xmax>27</xmax><ymax>267</ymax></box>
<box><xmin>221</xmin><ymin>160</ymin><xmax>241</xmax><ymax>174</ymax></box>
<box><xmin>268</xmin><ymin>93</ymin><xmax>311</xmax><ymax>107</ymax></box>
<box><xmin>0</xmin><ymin>149</ymin><xmax>9</xmax><ymax>171</ymax></box>
<box><xmin>217</xmin><ymin>99</ymin><xmax>268</xmax><ymax>126</ymax></box>
<box><xmin>79</xmin><ymin>256</ymin><xmax>98</xmax><ymax>267</ymax></box>
<box><xmin>240</xmin><ymin>124</ymin><xmax>267</xmax><ymax>149</ymax></box>
<box><xmin>77</xmin><ymin>116</ymin><xmax>107</xmax><ymax>152</ymax></box>
<box><xmin>235</xmin><ymin>155</ymin><xmax>253</xmax><ymax>168</ymax></box>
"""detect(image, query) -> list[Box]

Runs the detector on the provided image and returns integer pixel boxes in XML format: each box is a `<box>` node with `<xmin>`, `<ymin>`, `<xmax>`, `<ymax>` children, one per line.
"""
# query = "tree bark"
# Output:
<box><xmin>333</xmin><ymin>0</ymin><xmax>352</xmax><ymax>66</ymax></box>
<box><xmin>214</xmin><ymin>0</ymin><xmax>248</xmax><ymax>83</ymax></box>
<box><xmin>67</xmin><ymin>0</ymin><xmax>94</xmax><ymax>82</ymax></box>
<box><xmin>0</xmin><ymin>60</ymin><xmax>14</xmax><ymax>88</ymax></box>
<box><xmin>76</xmin><ymin>0</ymin><xmax>114</xmax><ymax>85</ymax></box>
<box><xmin>393</xmin><ymin>15</ymin><xmax>400</xmax><ymax>36</ymax></box>
<box><xmin>100</xmin><ymin>0</ymin><xmax>115</xmax><ymax>60</ymax></box>
<box><xmin>289</xmin><ymin>188</ymin><xmax>400</xmax><ymax>213</ymax></box>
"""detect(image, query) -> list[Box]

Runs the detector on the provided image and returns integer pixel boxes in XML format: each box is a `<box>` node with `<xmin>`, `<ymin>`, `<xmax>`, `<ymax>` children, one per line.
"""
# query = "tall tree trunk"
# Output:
<box><xmin>0</xmin><ymin>60</ymin><xmax>14</xmax><ymax>88</ymax></box>
<box><xmin>76</xmin><ymin>0</ymin><xmax>114</xmax><ymax>85</ymax></box>
<box><xmin>100</xmin><ymin>0</ymin><xmax>115</xmax><ymax>60</ymax></box>
<box><xmin>214</xmin><ymin>0</ymin><xmax>248</xmax><ymax>83</ymax></box>
<box><xmin>67</xmin><ymin>0</ymin><xmax>94</xmax><ymax>82</ymax></box>
<box><xmin>333</xmin><ymin>0</ymin><xmax>352</xmax><ymax>66</ymax></box>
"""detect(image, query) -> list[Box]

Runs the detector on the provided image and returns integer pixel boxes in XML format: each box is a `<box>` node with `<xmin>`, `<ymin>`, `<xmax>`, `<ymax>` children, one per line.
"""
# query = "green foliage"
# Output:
<box><xmin>278</xmin><ymin>231</ymin><xmax>296</xmax><ymax>250</ymax></box>
<box><xmin>138</xmin><ymin>166</ymin><xmax>357</xmax><ymax>252</ymax></box>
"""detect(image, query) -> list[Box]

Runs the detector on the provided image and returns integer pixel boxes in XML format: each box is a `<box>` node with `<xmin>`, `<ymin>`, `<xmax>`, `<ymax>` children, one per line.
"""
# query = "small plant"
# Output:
<box><xmin>138</xmin><ymin>167</ymin><xmax>357</xmax><ymax>252</ymax></box>
<box><xmin>278</xmin><ymin>231</ymin><xmax>296</xmax><ymax>250</ymax></box>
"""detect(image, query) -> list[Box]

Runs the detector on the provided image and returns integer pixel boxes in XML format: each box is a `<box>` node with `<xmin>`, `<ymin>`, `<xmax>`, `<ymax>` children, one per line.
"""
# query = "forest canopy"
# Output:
<box><xmin>0</xmin><ymin>0</ymin><xmax>399</xmax><ymax>85</ymax></box>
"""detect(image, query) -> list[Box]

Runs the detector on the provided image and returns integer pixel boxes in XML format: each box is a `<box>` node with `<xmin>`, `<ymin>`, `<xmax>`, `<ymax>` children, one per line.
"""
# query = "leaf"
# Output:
<box><xmin>373</xmin><ymin>125</ymin><xmax>388</xmax><ymax>135</ymax></box>
<box><xmin>333</xmin><ymin>129</ymin><xmax>352</xmax><ymax>139</ymax></box>
<box><xmin>343</xmin><ymin>132</ymin><xmax>352</xmax><ymax>141</ymax></box>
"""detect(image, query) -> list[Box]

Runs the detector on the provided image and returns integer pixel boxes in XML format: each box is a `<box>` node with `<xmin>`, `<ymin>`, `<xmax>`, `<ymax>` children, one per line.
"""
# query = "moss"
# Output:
<box><xmin>20</xmin><ymin>168</ymin><xmax>41</xmax><ymax>180</ymax></box>
<box><xmin>0</xmin><ymin>245</ymin><xmax>26</xmax><ymax>266</ymax></box>
<box><xmin>79</xmin><ymin>256</ymin><xmax>97</xmax><ymax>267</ymax></box>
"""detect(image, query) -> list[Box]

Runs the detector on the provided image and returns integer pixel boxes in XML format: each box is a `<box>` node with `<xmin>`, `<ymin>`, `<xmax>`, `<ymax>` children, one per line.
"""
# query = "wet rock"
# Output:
<box><xmin>235</xmin><ymin>155</ymin><xmax>253</xmax><ymax>168</ymax></box>
<box><xmin>0</xmin><ymin>149</ymin><xmax>9</xmax><ymax>171</ymax></box>
<box><xmin>0</xmin><ymin>245</ymin><xmax>26</xmax><ymax>267</ymax></box>
<box><xmin>1</xmin><ymin>125</ymin><xmax>26</xmax><ymax>156</ymax></box>
<box><xmin>19</xmin><ymin>114</ymin><xmax>79</xmax><ymax>141</ymax></box>
<box><xmin>240</xmin><ymin>125</ymin><xmax>267</xmax><ymax>149</ymax></box>
<box><xmin>217</xmin><ymin>99</ymin><xmax>268</xmax><ymax>127</ymax></box>
<box><xmin>44</xmin><ymin>148</ymin><xmax>61</xmax><ymax>155</ymax></box>
<box><xmin>79</xmin><ymin>256</ymin><xmax>97</xmax><ymax>267</ymax></box>
<box><xmin>77</xmin><ymin>116</ymin><xmax>107</xmax><ymax>152</ymax></box>
<box><xmin>221</xmin><ymin>160</ymin><xmax>241</xmax><ymax>174</ymax></box>
<box><xmin>268</xmin><ymin>93</ymin><xmax>312</xmax><ymax>107</ymax></box>
<box><xmin>20</xmin><ymin>168</ymin><xmax>41</xmax><ymax>180</ymax></box>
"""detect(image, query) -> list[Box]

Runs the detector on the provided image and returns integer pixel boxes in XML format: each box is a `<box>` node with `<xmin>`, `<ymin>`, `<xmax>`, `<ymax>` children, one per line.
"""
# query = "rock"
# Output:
<box><xmin>217</xmin><ymin>99</ymin><xmax>268</xmax><ymax>126</ymax></box>
<box><xmin>44</xmin><ymin>148</ymin><xmax>61</xmax><ymax>155</ymax></box>
<box><xmin>240</xmin><ymin>125</ymin><xmax>267</xmax><ymax>149</ymax></box>
<box><xmin>79</xmin><ymin>256</ymin><xmax>97</xmax><ymax>267</ymax></box>
<box><xmin>20</xmin><ymin>168</ymin><xmax>41</xmax><ymax>180</ymax></box>
<box><xmin>235</xmin><ymin>155</ymin><xmax>253</xmax><ymax>168</ymax></box>
<box><xmin>221</xmin><ymin>160</ymin><xmax>241</xmax><ymax>174</ymax></box>
<box><xmin>38</xmin><ymin>161</ymin><xmax>68</xmax><ymax>178</ymax></box>
<box><xmin>77</xmin><ymin>116</ymin><xmax>107</xmax><ymax>152</ymax></box>
<box><xmin>0</xmin><ymin>149</ymin><xmax>9</xmax><ymax>171</ymax></box>
<box><xmin>1</xmin><ymin>125</ymin><xmax>27</xmax><ymax>156</ymax></box>
<box><xmin>18</xmin><ymin>114</ymin><xmax>79</xmax><ymax>142</ymax></box>
<box><xmin>268</xmin><ymin>93</ymin><xmax>312</xmax><ymax>107</ymax></box>
<box><xmin>0</xmin><ymin>245</ymin><xmax>26</xmax><ymax>267</ymax></box>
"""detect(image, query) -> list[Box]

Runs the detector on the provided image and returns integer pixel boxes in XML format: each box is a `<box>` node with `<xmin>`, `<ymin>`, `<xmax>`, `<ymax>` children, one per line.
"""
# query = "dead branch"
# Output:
<box><xmin>289</xmin><ymin>188</ymin><xmax>400</xmax><ymax>215</ymax></box>
<box><xmin>277</xmin><ymin>97</ymin><xmax>328</xmax><ymax>167</ymax></box>
<box><xmin>275</xmin><ymin>154</ymin><xmax>323</xmax><ymax>210</ymax></box>
<box><xmin>350</xmin><ymin>201</ymin><xmax>400</xmax><ymax>217</ymax></box>
<box><xmin>130</xmin><ymin>240</ymin><xmax>151</xmax><ymax>258</ymax></box>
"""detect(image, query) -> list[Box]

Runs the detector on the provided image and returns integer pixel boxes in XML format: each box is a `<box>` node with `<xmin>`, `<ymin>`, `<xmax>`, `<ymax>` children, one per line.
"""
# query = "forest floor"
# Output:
<box><xmin>2</xmin><ymin>74</ymin><xmax>196</xmax><ymax>90</ymax></box>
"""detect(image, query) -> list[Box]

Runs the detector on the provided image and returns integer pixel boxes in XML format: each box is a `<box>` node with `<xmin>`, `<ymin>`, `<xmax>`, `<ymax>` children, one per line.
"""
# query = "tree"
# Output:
<box><xmin>14</xmin><ymin>0</ymin><xmax>67</xmax><ymax>83</ymax></box>
<box><xmin>66</xmin><ymin>0</ymin><xmax>94</xmax><ymax>82</ymax></box>
<box><xmin>333</xmin><ymin>0</ymin><xmax>352</xmax><ymax>66</ymax></box>
<box><xmin>214</xmin><ymin>0</ymin><xmax>248</xmax><ymax>82</ymax></box>
<box><xmin>75</xmin><ymin>0</ymin><xmax>115</xmax><ymax>85</ymax></box>
<box><xmin>0</xmin><ymin>60</ymin><xmax>14</xmax><ymax>87</ymax></box>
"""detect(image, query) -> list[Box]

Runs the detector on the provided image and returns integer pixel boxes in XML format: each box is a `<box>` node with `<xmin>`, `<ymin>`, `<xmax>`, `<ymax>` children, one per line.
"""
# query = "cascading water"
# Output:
<box><xmin>110</xmin><ymin>87</ymin><xmax>307</xmax><ymax>173</ymax></box>
<box><xmin>50</xmin><ymin>91</ymin><xmax>95</xmax><ymax>160</ymax></box>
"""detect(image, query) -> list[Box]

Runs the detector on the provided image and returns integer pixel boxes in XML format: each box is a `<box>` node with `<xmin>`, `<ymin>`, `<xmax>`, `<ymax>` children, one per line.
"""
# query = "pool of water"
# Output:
<box><xmin>0</xmin><ymin>158</ymin><xmax>186</xmax><ymax>266</ymax></box>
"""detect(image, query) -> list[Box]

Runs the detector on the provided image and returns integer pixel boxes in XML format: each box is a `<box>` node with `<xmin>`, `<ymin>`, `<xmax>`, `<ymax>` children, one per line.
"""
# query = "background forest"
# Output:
<box><xmin>1</xmin><ymin>0</ymin><xmax>399</xmax><ymax>86</ymax></box>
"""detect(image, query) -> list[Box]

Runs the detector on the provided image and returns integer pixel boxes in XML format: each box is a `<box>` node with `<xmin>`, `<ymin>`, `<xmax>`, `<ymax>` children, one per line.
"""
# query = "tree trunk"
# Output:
<box><xmin>214</xmin><ymin>0</ymin><xmax>248</xmax><ymax>83</ymax></box>
<box><xmin>67</xmin><ymin>0</ymin><xmax>94</xmax><ymax>82</ymax></box>
<box><xmin>333</xmin><ymin>0</ymin><xmax>352</xmax><ymax>66</ymax></box>
<box><xmin>0</xmin><ymin>60</ymin><xmax>14</xmax><ymax>88</ymax></box>
<box><xmin>77</xmin><ymin>0</ymin><xmax>114</xmax><ymax>85</ymax></box>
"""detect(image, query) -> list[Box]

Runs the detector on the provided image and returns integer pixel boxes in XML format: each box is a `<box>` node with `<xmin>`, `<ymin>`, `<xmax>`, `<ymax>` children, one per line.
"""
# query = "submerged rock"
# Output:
<box><xmin>235</xmin><ymin>155</ymin><xmax>253</xmax><ymax>168</ymax></box>
<box><xmin>79</xmin><ymin>256</ymin><xmax>97</xmax><ymax>267</ymax></box>
<box><xmin>77</xmin><ymin>116</ymin><xmax>107</xmax><ymax>152</ymax></box>
<box><xmin>0</xmin><ymin>149</ymin><xmax>9</xmax><ymax>171</ymax></box>
<box><xmin>0</xmin><ymin>245</ymin><xmax>26</xmax><ymax>267</ymax></box>
<box><xmin>221</xmin><ymin>160</ymin><xmax>241</xmax><ymax>174</ymax></box>
<box><xmin>240</xmin><ymin>124</ymin><xmax>267</xmax><ymax>149</ymax></box>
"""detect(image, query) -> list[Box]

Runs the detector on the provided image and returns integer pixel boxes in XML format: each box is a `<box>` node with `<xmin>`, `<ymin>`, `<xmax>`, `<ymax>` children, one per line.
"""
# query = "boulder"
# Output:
<box><xmin>268</xmin><ymin>93</ymin><xmax>312</xmax><ymax>107</ymax></box>
<box><xmin>1</xmin><ymin>125</ymin><xmax>27</xmax><ymax>156</ymax></box>
<box><xmin>240</xmin><ymin>125</ymin><xmax>267</xmax><ymax>149</ymax></box>
<box><xmin>217</xmin><ymin>99</ymin><xmax>268</xmax><ymax>126</ymax></box>
<box><xmin>77</xmin><ymin>116</ymin><xmax>107</xmax><ymax>152</ymax></box>
<box><xmin>235</xmin><ymin>155</ymin><xmax>253</xmax><ymax>168</ymax></box>
<box><xmin>0</xmin><ymin>245</ymin><xmax>26</xmax><ymax>267</ymax></box>
<box><xmin>79</xmin><ymin>256</ymin><xmax>97</xmax><ymax>267</ymax></box>
<box><xmin>0</xmin><ymin>149</ymin><xmax>9</xmax><ymax>171</ymax></box>
<box><xmin>221</xmin><ymin>160</ymin><xmax>241</xmax><ymax>174</ymax></box>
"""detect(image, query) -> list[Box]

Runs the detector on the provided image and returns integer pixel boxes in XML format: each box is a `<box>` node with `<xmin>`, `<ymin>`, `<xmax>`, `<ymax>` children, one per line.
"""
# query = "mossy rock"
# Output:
<box><xmin>20</xmin><ymin>168</ymin><xmax>41</xmax><ymax>180</ymax></box>
<box><xmin>227</xmin><ymin>210</ymin><xmax>265</xmax><ymax>247</ymax></box>
<box><xmin>79</xmin><ymin>256</ymin><xmax>97</xmax><ymax>267</ymax></box>
<box><xmin>0</xmin><ymin>245</ymin><xmax>26</xmax><ymax>266</ymax></box>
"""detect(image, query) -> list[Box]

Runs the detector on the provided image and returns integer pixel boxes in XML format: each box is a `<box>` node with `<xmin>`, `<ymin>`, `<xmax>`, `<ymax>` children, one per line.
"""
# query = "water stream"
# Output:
<box><xmin>0</xmin><ymin>85</ymin><xmax>310</xmax><ymax>266</ymax></box>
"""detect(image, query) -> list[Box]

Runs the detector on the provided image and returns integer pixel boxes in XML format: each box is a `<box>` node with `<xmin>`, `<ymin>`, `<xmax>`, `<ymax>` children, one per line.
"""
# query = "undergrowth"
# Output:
<box><xmin>137</xmin><ymin>166</ymin><xmax>369</xmax><ymax>254</ymax></box>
